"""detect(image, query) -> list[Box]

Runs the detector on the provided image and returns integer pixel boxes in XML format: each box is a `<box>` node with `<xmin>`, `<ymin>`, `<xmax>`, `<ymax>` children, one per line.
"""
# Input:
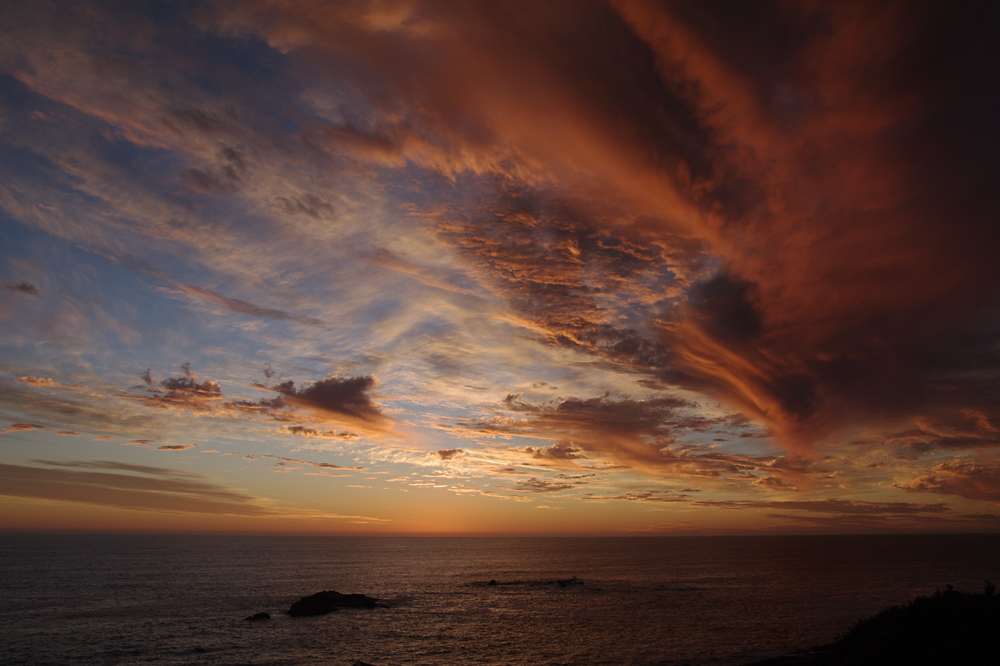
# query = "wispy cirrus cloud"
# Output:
<box><xmin>179</xmin><ymin>284</ymin><xmax>327</xmax><ymax>328</ymax></box>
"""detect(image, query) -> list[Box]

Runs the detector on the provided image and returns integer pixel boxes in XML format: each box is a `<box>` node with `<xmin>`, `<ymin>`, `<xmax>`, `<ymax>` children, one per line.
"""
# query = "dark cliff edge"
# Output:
<box><xmin>743</xmin><ymin>583</ymin><xmax>999</xmax><ymax>666</ymax></box>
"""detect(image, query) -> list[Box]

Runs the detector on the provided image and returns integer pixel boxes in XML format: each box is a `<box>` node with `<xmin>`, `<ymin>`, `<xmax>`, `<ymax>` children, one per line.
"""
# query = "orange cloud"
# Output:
<box><xmin>1</xmin><ymin>423</ymin><xmax>44</xmax><ymax>434</ymax></box>
<box><xmin>896</xmin><ymin>458</ymin><xmax>1000</xmax><ymax>505</ymax></box>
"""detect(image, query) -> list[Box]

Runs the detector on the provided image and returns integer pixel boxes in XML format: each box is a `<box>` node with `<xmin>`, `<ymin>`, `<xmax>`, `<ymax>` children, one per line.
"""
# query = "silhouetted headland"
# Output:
<box><xmin>743</xmin><ymin>583</ymin><xmax>999</xmax><ymax>666</ymax></box>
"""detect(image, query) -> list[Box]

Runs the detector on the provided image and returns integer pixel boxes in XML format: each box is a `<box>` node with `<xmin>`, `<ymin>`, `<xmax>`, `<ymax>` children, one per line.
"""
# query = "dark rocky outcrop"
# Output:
<box><xmin>287</xmin><ymin>590</ymin><xmax>383</xmax><ymax>617</ymax></box>
<box><xmin>244</xmin><ymin>612</ymin><xmax>271</xmax><ymax>621</ymax></box>
<box><xmin>743</xmin><ymin>584</ymin><xmax>1000</xmax><ymax>666</ymax></box>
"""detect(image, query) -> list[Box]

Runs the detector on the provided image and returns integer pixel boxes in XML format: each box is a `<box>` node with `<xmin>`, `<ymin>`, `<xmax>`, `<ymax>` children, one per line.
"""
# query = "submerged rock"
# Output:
<box><xmin>244</xmin><ymin>612</ymin><xmax>271</xmax><ymax>621</ymax></box>
<box><xmin>553</xmin><ymin>576</ymin><xmax>584</xmax><ymax>588</ymax></box>
<box><xmin>287</xmin><ymin>590</ymin><xmax>383</xmax><ymax>617</ymax></box>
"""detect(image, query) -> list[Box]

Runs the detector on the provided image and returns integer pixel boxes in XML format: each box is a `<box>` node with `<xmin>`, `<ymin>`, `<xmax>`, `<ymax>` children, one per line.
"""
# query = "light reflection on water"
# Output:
<box><xmin>2</xmin><ymin>534</ymin><xmax>998</xmax><ymax>666</ymax></box>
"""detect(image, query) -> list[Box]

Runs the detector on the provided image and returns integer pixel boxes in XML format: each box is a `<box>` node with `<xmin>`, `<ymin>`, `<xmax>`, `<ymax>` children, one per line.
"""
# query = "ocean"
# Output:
<box><xmin>2</xmin><ymin>534</ymin><xmax>998</xmax><ymax>666</ymax></box>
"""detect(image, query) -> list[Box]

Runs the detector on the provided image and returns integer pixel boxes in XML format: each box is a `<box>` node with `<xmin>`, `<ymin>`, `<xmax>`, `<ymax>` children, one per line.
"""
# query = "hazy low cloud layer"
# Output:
<box><xmin>0</xmin><ymin>461</ymin><xmax>272</xmax><ymax>515</ymax></box>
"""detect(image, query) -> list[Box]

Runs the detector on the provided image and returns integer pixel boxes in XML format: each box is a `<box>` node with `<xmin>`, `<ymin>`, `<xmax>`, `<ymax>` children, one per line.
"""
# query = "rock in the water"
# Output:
<box><xmin>554</xmin><ymin>576</ymin><xmax>584</xmax><ymax>588</ymax></box>
<box><xmin>244</xmin><ymin>612</ymin><xmax>271</xmax><ymax>621</ymax></box>
<box><xmin>287</xmin><ymin>590</ymin><xmax>383</xmax><ymax>617</ymax></box>
<box><xmin>352</xmin><ymin>661</ymin><xmax>378</xmax><ymax>666</ymax></box>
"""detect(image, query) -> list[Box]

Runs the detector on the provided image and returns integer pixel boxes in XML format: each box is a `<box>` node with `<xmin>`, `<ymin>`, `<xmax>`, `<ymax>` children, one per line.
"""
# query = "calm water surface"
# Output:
<box><xmin>2</xmin><ymin>534</ymin><xmax>998</xmax><ymax>666</ymax></box>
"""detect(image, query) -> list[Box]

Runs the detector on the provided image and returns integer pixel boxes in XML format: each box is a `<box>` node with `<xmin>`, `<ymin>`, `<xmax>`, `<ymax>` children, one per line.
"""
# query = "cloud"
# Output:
<box><xmin>697</xmin><ymin>498</ymin><xmax>949</xmax><ymax>517</ymax></box>
<box><xmin>131</xmin><ymin>364</ymin><xmax>222</xmax><ymax>412</ymax></box>
<box><xmin>3</xmin><ymin>281</ymin><xmax>39</xmax><ymax>296</ymax></box>
<box><xmin>895</xmin><ymin>458</ymin><xmax>1000</xmax><ymax>505</ymax></box>
<box><xmin>511</xmin><ymin>477</ymin><xmax>583</xmax><ymax>494</ymax></box>
<box><xmin>0</xmin><ymin>461</ymin><xmax>274</xmax><ymax>515</ymax></box>
<box><xmin>279</xmin><ymin>424</ymin><xmax>357</xmax><ymax>439</ymax></box>
<box><xmin>613</xmin><ymin>1</ymin><xmax>1000</xmax><ymax>451</ymax></box>
<box><xmin>207</xmin><ymin>0</ymin><xmax>1000</xmax><ymax>459</ymax></box>
<box><xmin>271</xmin><ymin>375</ymin><xmax>387</xmax><ymax>430</ymax></box>
<box><xmin>674</xmin><ymin>496</ymin><xmax>960</xmax><ymax>530</ymax></box>
<box><xmin>180</xmin><ymin>284</ymin><xmax>327</xmax><ymax>327</ymax></box>
<box><xmin>32</xmin><ymin>459</ymin><xmax>207</xmax><ymax>477</ymax></box>
<box><xmin>0</xmin><ymin>377</ymin><xmax>164</xmax><ymax>438</ymax></box>
<box><xmin>753</xmin><ymin>475</ymin><xmax>797</xmax><ymax>491</ymax></box>
<box><xmin>157</xmin><ymin>444</ymin><xmax>196</xmax><ymax>450</ymax></box>
<box><xmin>20</xmin><ymin>376</ymin><xmax>56</xmax><ymax>387</ymax></box>
<box><xmin>0</xmin><ymin>422</ymin><xmax>44</xmax><ymax>435</ymax></box>
<box><xmin>580</xmin><ymin>490</ymin><xmax>690</xmax><ymax>503</ymax></box>
<box><xmin>225</xmin><ymin>395</ymin><xmax>289</xmax><ymax>419</ymax></box>
<box><xmin>432</xmin><ymin>448</ymin><xmax>464</xmax><ymax>460</ymax></box>
<box><xmin>462</xmin><ymin>392</ymin><xmax>776</xmax><ymax>475</ymax></box>
<box><xmin>260</xmin><ymin>454</ymin><xmax>363</xmax><ymax>471</ymax></box>
<box><xmin>514</xmin><ymin>442</ymin><xmax>587</xmax><ymax>461</ymax></box>
<box><xmin>2</xmin><ymin>0</ymin><xmax>999</xmax><ymax>528</ymax></box>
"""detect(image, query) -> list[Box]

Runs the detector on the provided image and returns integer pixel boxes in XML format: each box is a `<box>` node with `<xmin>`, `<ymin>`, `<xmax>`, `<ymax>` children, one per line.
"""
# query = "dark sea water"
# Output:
<box><xmin>2</xmin><ymin>534</ymin><xmax>998</xmax><ymax>666</ymax></box>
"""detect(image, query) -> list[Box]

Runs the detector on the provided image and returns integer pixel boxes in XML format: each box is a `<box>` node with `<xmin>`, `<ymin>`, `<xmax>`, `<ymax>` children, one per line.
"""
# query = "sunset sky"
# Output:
<box><xmin>2</xmin><ymin>0</ymin><xmax>999</xmax><ymax>535</ymax></box>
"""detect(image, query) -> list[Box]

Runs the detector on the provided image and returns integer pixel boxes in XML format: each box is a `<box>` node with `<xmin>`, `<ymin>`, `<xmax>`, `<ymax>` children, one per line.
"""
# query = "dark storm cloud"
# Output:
<box><xmin>3</xmin><ymin>280</ymin><xmax>39</xmax><ymax>296</ymax></box>
<box><xmin>181</xmin><ymin>284</ymin><xmax>327</xmax><ymax>327</ymax></box>
<box><xmin>0</xmin><ymin>461</ymin><xmax>273</xmax><ymax>515</ymax></box>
